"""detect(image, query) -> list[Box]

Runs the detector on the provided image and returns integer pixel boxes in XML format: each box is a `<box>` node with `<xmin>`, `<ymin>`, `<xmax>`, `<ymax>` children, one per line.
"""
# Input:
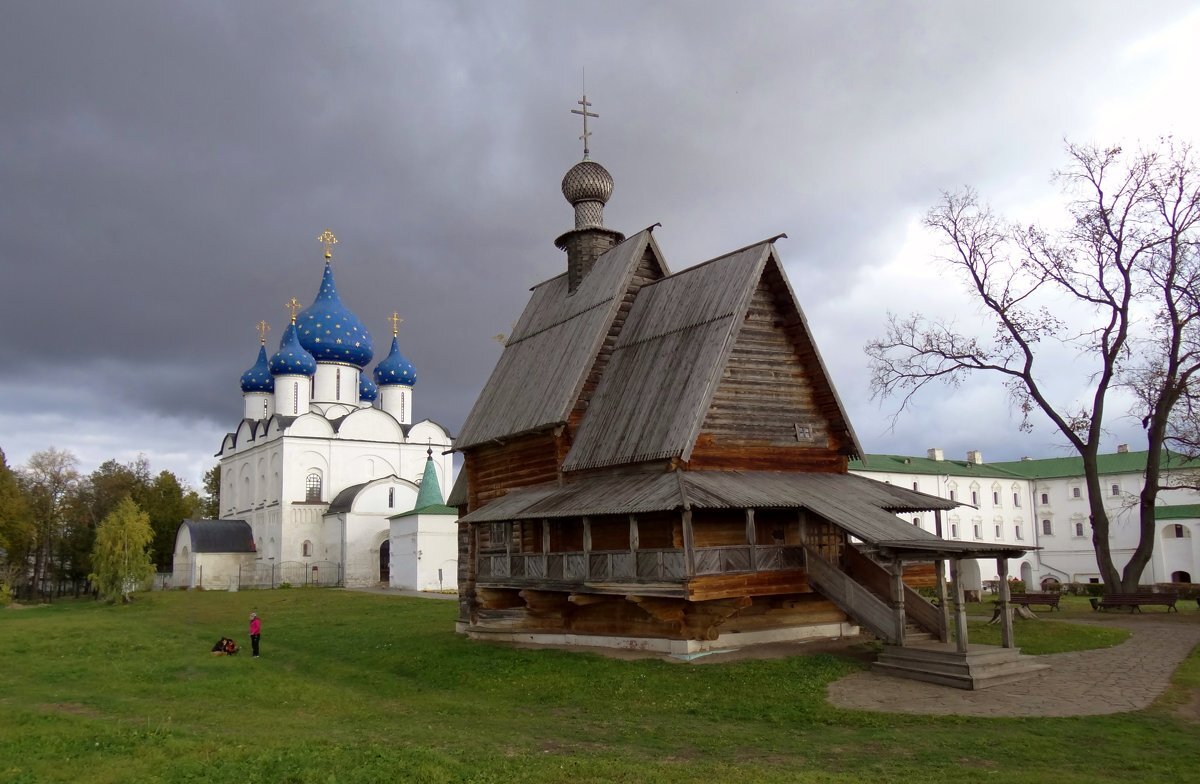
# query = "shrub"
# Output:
<box><xmin>277</xmin><ymin>582</ymin><xmax>292</xmax><ymax>589</ymax></box>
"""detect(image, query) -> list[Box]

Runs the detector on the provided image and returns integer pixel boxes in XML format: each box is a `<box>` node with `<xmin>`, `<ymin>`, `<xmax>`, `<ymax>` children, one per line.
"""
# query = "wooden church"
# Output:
<box><xmin>450</xmin><ymin>109</ymin><xmax>1036</xmax><ymax>682</ymax></box>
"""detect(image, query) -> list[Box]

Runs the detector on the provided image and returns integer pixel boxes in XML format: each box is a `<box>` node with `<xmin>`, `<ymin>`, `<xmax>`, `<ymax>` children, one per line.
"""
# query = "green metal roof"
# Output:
<box><xmin>1155</xmin><ymin>504</ymin><xmax>1200</xmax><ymax>521</ymax></box>
<box><xmin>389</xmin><ymin>502</ymin><xmax>458</xmax><ymax>519</ymax></box>
<box><xmin>850</xmin><ymin>454</ymin><xmax>1024</xmax><ymax>479</ymax></box>
<box><xmin>990</xmin><ymin>450</ymin><xmax>1155</xmax><ymax>479</ymax></box>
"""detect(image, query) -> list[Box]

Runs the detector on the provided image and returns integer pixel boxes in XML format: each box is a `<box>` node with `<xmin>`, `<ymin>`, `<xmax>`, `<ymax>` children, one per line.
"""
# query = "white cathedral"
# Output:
<box><xmin>173</xmin><ymin>233</ymin><xmax>457</xmax><ymax>590</ymax></box>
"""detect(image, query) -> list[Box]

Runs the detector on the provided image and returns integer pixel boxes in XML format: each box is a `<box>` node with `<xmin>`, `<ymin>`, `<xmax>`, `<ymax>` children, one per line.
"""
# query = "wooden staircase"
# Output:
<box><xmin>805</xmin><ymin>544</ymin><xmax>1049</xmax><ymax>689</ymax></box>
<box><xmin>872</xmin><ymin>642</ymin><xmax>1049</xmax><ymax>690</ymax></box>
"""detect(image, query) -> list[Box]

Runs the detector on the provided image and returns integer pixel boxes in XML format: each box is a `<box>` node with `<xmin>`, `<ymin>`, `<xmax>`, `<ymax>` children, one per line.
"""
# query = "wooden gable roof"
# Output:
<box><xmin>455</xmin><ymin>229</ymin><xmax>669</xmax><ymax>450</ymax></box>
<box><xmin>561</xmin><ymin>239</ymin><xmax>863</xmax><ymax>472</ymax></box>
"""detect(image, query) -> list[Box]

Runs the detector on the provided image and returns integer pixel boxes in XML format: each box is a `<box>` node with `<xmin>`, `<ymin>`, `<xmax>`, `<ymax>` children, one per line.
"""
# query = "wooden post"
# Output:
<box><xmin>998</xmin><ymin>557</ymin><xmax>1015</xmax><ymax>649</ymax></box>
<box><xmin>890</xmin><ymin>559</ymin><xmax>906</xmax><ymax>647</ymax></box>
<box><xmin>542</xmin><ymin>519</ymin><xmax>550</xmax><ymax>576</ymax></box>
<box><xmin>745</xmin><ymin>509</ymin><xmax>757</xmax><ymax>570</ymax></box>
<box><xmin>682</xmin><ymin>509</ymin><xmax>696</xmax><ymax>576</ymax></box>
<box><xmin>935</xmin><ymin>558</ymin><xmax>950</xmax><ymax>643</ymax></box>
<box><xmin>629</xmin><ymin>515</ymin><xmax>639</xmax><ymax>551</ymax></box>
<box><xmin>949</xmin><ymin>558</ymin><xmax>969</xmax><ymax>653</ymax></box>
<box><xmin>582</xmin><ymin>517</ymin><xmax>591</xmax><ymax>553</ymax></box>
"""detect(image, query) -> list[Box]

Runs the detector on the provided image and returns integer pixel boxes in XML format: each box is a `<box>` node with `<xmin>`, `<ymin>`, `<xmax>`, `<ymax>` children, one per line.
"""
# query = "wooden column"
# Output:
<box><xmin>745</xmin><ymin>509</ymin><xmax>757</xmax><ymax>570</ymax></box>
<box><xmin>542</xmin><ymin>519</ymin><xmax>550</xmax><ymax>576</ymax></box>
<box><xmin>934</xmin><ymin>559</ymin><xmax>950</xmax><ymax>643</ymax></box>
<box><xmin>997</xmin><ymin>557</ymin><xmax>1015</xmax><ymax>649</ymax></box>
<box><xmin>949</xmin><ymin>558</ymin><xmax>969</xmax><ymax>653</ymax></box>
<box><xmin>629</xmin><ymin>515</ymin><xmax>639</xmax><ymax>551</ymax></box>
<box><xmin>682</xmin><ymin>509</ymin><xmax>696</xmax><ymax>576</ymax></box>
<box><xmin>889</xmin><ymin>559</ymin><xmax>906</xmax><ymax>647</ymax></box>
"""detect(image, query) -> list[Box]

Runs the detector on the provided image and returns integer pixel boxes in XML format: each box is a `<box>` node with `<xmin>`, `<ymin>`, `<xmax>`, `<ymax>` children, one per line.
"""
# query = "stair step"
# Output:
<box><xmin>872</xmin><ymin>658</ymin><xmax>1049</xmax><ymax>690</ymax></box>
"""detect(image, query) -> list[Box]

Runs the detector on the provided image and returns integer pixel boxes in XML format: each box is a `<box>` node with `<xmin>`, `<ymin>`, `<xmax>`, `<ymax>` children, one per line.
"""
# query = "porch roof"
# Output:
<box><xmin>460</xmin><ymin>470</ymin><xmax>962</xmax><ymax>548</ymax></box>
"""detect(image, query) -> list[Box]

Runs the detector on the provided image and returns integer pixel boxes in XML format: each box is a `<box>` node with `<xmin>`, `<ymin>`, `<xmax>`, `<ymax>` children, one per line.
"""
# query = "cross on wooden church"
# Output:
<box><xmin>572</xmin><ymin>94</ymin><xmax>598</xmax><ymax>159</ymax></box>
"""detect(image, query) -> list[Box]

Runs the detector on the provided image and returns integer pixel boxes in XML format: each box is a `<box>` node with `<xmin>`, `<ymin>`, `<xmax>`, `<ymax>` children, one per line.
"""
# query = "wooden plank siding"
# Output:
<box><xmin>688</xmin><ymin>267</ymin><xmax>847</xmax><ymax>471</ymax></box>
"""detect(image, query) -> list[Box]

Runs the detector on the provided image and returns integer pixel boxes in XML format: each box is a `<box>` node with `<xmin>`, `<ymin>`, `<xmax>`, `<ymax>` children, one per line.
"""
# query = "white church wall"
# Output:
<box><xmin>341</xmin><ymin>513</ymin><xmax>390</xmax><ymax>586</ymax></box>
<box><xmin>337</xmin><ymin>408</ymin><xmax>404</xmax><ymax>442</ymax></box>
<box><xmin>288</xmin><ymin>413</ymin><xmax>336</xmax><ymax>438</ymax></box>
<box><xmin>313</xmin><ymin>364</ymin><xmax>360</xmax><ymax>405</ymax></box>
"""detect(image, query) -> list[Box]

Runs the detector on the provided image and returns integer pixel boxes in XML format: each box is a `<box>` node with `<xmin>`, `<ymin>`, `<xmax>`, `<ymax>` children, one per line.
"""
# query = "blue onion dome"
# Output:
<box><xmin>359</xmin><ymin>375</ymin><xmax>379</xmax><ymax>403</ymax></box>
<box><xmin>240</xmin><ymin>345</ymin><xmax>275</xmax><ymax>394</ymax></box>
<box><xmin>296</xmin><ymin>263</ymin><xmax>374</xmax><ymax>367</ymax></box>
<box><xmin>269</xmin><ymin>323</ymin><xmax>317</xmax><ymax>377</ymax></box>
<box><xmin>373</xmin><ymin>336</ymin><xmax>417</xmax><ymax>387</ymax></box>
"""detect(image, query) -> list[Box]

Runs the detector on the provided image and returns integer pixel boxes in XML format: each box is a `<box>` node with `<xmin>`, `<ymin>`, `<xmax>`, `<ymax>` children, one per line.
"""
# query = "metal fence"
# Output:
<box><xmin>238</xmin><ymin>560</ymin><xmax>343</xmax><ymax>589</ymax></box>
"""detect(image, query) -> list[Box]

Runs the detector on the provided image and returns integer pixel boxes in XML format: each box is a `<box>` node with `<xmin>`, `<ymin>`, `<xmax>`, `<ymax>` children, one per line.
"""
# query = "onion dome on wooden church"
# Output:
<box><xmin>296</xmin><ymin>230</ymin><xmax>374</xmax><ymax>368</ymax></box>
<box><xmin>561</xmin><ymin>160</ymin><xmax>614</xmax><ymax>229</ymax></box>
<box><xmin>373</xmin><ymin>335</ymin><xmax>417</xmax><ymax>387</ymax></box>
<box><xmin>269</xmin><ymin>318</ymin><xmax>318</xmax><ymax>377</ymax></box>
<box><xmin>358</xmin><ymin>374</ymin><xmax>379</xmax><ymax>403</ymax></box>
<box><xmin>239</xmin><ymin>339</ymin><xmax>275</xmax><ymax>394</ymax></box>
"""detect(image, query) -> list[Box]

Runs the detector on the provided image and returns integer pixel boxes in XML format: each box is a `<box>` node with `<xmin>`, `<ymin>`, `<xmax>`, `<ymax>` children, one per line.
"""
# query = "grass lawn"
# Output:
<box><xmin>2</xmin><ymin>589</ymin><xmax>1198</xmax><ymax>784</ymax></box>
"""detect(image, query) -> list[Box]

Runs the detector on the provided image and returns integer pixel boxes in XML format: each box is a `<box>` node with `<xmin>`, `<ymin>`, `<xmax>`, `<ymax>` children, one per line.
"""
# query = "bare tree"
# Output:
<box><xmin>866</xmin><ymin>140</ymin><xmax>1200</xmax><ymax>593</ymax></box>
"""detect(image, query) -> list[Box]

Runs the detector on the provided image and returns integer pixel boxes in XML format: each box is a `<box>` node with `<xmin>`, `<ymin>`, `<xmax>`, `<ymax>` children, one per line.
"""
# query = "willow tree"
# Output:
<box><xmin>866</xmin><ymin>140</ymin><xmax>1200</xmax><ymax>593</ymax></box>
<box><xmin>89</xmin><ymin>496</ymin><xmax>155</xmax><ymax>603</ymax></box>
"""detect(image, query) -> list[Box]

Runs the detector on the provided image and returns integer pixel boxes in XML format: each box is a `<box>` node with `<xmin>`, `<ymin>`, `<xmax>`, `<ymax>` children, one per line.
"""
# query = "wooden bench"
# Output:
<box><xmin>1091</xmin><ymin>592</ymin><xmax>1179</xmax><ymax>612</ymax></box>
<box><xmin>1009</xmin><ymin>592</ymin><xmax>1061</xmax><ymax>610</ymax></box>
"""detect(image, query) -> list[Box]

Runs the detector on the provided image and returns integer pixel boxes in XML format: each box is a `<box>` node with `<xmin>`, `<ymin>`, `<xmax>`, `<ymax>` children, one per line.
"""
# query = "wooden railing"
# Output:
<box><xmin>476</xmin><ymin>545</ymin><xmax>805</xmax><ymax>582</ymax></box>
<box><xmin>804</xmin><ymin>545</ymin><xmax>902</xmax><ymax>645</ymax></box>
<box><xmin>843</xmin><ymin>544</ymin><xmax>945</xmax><ymax>640</ymax></box>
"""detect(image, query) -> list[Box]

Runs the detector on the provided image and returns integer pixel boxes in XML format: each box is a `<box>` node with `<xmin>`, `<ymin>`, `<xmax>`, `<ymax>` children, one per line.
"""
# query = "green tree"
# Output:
<box><xmin>0</xmin><ymin>448</ymin><xmax>32</xmax><ymax>596</ymax></box>
<box><xmin>89</xmin><ymin>496</ymin><xmax>155</xmax><ymax>604</ymax></box>
<box><xmin>140</xmin><ymin>470</ymin><xmax>201</xmax><ymax>569</ymax></box>
<box><xmin>200</xmin><ymin>464</ymin><xmax>221</xmax><ymax>519</ymax></box>
<box><xmin>867</xmin><ymin>140</ymin><xmax>1200</xmax><ymax>592</ymax></box>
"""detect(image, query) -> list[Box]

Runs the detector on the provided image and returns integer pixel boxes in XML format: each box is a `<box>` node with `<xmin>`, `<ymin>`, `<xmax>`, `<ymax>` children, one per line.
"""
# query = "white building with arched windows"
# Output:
<box><xmin>851</xmin><ymin>446</ymin><xmax>1200</xmax><ymax>591</ymax></box>
<box><xmin>173</xmin><ymin>236</ymin><xmax>455</xmax><ymax>588</ymax></box>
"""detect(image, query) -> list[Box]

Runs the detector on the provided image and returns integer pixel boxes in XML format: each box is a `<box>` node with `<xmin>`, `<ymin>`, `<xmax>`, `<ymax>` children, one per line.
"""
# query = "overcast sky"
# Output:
<box><xmin>2</xmin><ymin>2</ymin><xmax>1199</xmax><ymax>487</ymax></box>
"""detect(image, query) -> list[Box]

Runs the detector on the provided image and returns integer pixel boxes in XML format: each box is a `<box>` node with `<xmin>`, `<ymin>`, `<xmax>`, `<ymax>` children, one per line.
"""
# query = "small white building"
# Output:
<box><xmin>851</xmin><ymin>446</ymin><xmax>1200</xmax><ymax>590</ymax></box>
<box><xmin>178</xmin><ymin>234</ymin><xmax>456</xmax><ymax>588</ymax></box>
<box><xmin>388</xmin><ymin>450</ymin><xmax>459</xmax><ymax>591</ymax></box>
<box><xmin>172</xmin><ymin>519</ymin><xmax>257</xmax><ymax>589</ymax></box>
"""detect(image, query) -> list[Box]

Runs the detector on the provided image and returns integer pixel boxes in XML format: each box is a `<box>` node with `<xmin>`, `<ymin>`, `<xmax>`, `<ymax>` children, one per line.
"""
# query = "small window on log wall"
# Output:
<box><xmin>636</xmin><ymin>511</ymin><xmax>678</xmax><ymax>549</ymax></box>
<box><xmin>481</xmin><ymin>522</ymin><xmax>511</xmax><ymax>552</ymax></box>
<box><xmin>691</xmin><ymin>509</ymin><xmax>749</xmax><ymax>547</ymax></box>
<box><xmin>548</xmin><ymin>519</ymin><xmax>584</xmax><ymax>552</ymax></box>
<box><xmin>589</xmin><ymin>516</ymin><xmax>629</xmax><ymax>551</ymax></box>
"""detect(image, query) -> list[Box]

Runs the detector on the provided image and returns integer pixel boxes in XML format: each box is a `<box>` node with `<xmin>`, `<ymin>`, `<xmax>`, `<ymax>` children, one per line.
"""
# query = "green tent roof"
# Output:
<box><xmin>389</xmin><ymin>451</ymin><xmax>458</xmax><ymax>519</ymax></box>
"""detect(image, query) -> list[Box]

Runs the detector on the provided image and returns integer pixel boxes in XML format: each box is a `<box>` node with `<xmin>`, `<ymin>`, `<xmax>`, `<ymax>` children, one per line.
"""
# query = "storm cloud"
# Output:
<box><xmin>2</xmin><ymin>2</ymin><xmax>1198</xmax><ymax>484</ymax></box>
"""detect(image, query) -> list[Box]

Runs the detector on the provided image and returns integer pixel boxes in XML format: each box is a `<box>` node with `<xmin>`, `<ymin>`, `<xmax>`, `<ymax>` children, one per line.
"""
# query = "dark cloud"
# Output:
<box><xmin>1</xmin><ymin>2</ymin><xmax>1195</xmax><ymax>482</ymax></box>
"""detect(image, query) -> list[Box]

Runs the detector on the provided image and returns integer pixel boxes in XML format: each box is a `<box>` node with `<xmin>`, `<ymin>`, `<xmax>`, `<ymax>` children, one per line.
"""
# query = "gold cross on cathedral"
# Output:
<box><xmin>318</xmin><ymin>229</ymin><xmax>338</xmax><ymax>259</ymax></box>
<box><xmin>572</xmin><ymin>93</ymin><xmax>598</xmax><ymax>159</ymax></box>
<box><xmin>389</xmin><ymin>311</ymin><xmax>404</xmax><ymax>337</ymax></box>
<box><xmin>256</xmin><ymin>320</ymin><xmax>270</xmax><ymax>344</ymax></box>
<box><xmin>285</xmin><ymin>297</ymin><xmax>302</xmax><ymax>323</ymax></box>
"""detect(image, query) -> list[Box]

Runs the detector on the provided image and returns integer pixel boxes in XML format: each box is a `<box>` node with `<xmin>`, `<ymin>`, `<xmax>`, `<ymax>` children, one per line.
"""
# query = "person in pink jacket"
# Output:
<box><xmin>248</xmin><ymin>612</ymin><xmax>262</xmax><ymax>658</ymax></box>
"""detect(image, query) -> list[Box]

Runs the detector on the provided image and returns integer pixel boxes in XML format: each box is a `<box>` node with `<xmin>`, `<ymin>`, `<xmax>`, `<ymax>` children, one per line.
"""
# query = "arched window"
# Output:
<box><xmin>388</xmin><ymin>487</ymin><xmax>395</xmax><ymax>509</ymax></box>
<box><xmin>1040</xmin><ymin>492</ymin><xmax>1048</xmax><ymax>504</ymax></box>
<box><xmin>1171</xmin><ymin>571</ymin><xmax>1192</xmax><ymax>583</ymax></box>
<box><xmin>302</xmin><ymin>540</ymin><xmax>313</xmax><ymax>558</ymax></box>
<box><xmin>1074</xmin><ymin>522</ymin><xmax>1085</xmax><ymax>537</ymax></box>
<box><xmin>912</xmin><ymin>518</ymin><xmax>920</xmax><ymax>527</ymax></box>
<box><xmin>1042</xmin><ymin>519</ymin><xmax>1052</xmax><ymax>535</ymax></box>
<box><xmin>305</xmin><ymin>473</ymin><xmax>322</xmax><ymax>502</ymax></box>
<box><xmin>1164</xmin><ymin>524</ymin><xmax>1192</xmax><ymax>539</ymax></box>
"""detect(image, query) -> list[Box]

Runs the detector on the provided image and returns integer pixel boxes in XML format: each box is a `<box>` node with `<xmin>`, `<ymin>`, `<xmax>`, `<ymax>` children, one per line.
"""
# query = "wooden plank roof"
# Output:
<box><xmin>562</xmin><ymin>240</ymin><xmax>863</xmax><ymax>471</ymax></box>
<box><xmin>459</xmin><ymin>470</ymin><xmax>963</xmax><ymax>549</ymax></box>
<box><xmin>455</xmin><ymin>229</ymin><xmax>663</xmax><ymax>450</ymax></box>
